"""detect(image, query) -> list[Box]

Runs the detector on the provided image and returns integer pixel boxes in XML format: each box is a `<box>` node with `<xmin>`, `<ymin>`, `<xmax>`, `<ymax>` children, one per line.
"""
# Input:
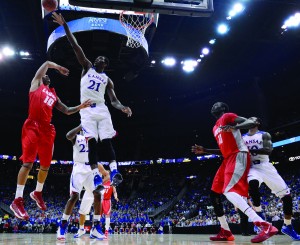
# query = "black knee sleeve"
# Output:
<box><xmin>249</xmin><ymin>180</ymin><xmax>261</xmax><ymax>207</ymax></box>
<box><xmin>88</xmin><ymin>138</ymin><xmax>98</xmax><ymax>167</ymax></box>
<box><xmin>282</xmin><ymin>195</ymin><xmax>293</xmax><ymax>216</ymax></box>
<box><xmin>210</xmin><ymin>191</ymin><xmax>224</xmax><ymax>217</ymax></box>
<box><xmin>102</xmin><ymin>139</ymin><xmax>116</xmax><ymax>161</ymax></box>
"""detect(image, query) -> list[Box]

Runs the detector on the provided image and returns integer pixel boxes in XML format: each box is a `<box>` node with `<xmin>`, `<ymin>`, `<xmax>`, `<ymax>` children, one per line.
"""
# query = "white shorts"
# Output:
<box><xmin>80</xmin><ymin>103</ymin><xmax>116</xmax><ymax>141</ymax></box>
<box><xmin>247</xmin><ymin>161</ymin><xmax>290</xmax><ymax>198</ymax></box>
<box><xmin>70</xmin><ymin>162</ymin><xmax>95</xmax><ymax>195</ymax></box>
<box><xmin>79</xmin><ymin>189</ymin><xmax>94</xmax><ymax>215</ymax></box>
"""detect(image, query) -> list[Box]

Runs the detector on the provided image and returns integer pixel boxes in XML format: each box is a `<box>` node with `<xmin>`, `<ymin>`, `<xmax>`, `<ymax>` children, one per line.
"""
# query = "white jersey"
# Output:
<box><xmin>73</xmin><ymin>134</ymin><xmax>89</xmax><ymax>163</ymax></box>
<box><xmin>242</xmin><ymin>131</ymin><xmax>269</xmax><ymax>165</ymax></box>
<box><xmin>80</xmin><ymin>67</ymin><xmax>108</xmax><ymax>104</ymax></box>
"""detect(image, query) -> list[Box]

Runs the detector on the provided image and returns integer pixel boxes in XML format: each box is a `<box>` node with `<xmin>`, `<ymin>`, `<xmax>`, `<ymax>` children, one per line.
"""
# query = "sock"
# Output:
<box><xmin>62</xmin><ymin>214</ymin><xmax>70</xmax><ymax>221</ymax></box>
<box><xmin>109</xmin><ymin>161</ymin><xmax>117</xmax><ymax>172</ymax></box>
<box><xmin>80</xmin><ymin>225</ymin><xmax>84</xmax><ymax>230</ymax></box>
<box><xmin>105</xmin><ymin>217</ymin><xmax>110</xmax><ymax>231</ymax></box>
<box><xmin>224</xmin><ymin>192</ymin><xmax>263</xmax><ymax>223</ymax></box>
<box><xmin>93</xmin><ymin>215</ymin><xmax>100</xmax><ymax>221</ymax></box>
<box><xmin>15</xmin><ymin>185</ymin><xmax>25</xmax><ymax>199</ymax></box>
<box><xmin>36</xmin><ymin>181</ymin><xmax>44</xmax><ymax>192</ymax></box>
<box><xmin>218</xmin><ymin>216</ymin><xmax>230</xmax><ymax>231</ymax></box>
<box><xmin>284</xmin><ymin>219</ymin><xmax>291</xmax><ymax>226</ymax></box>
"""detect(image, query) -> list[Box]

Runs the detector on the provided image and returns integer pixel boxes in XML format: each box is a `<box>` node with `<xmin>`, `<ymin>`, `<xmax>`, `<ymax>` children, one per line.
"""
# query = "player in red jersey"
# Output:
<box><xmin>10</xmin><ymin>61</ymin><xmax>92</xmax><ymax>220</ymax></box>
<box><xmin>192</xmin><ymin>102</ymin><xmax>278</xmax><ymax>243</ymax></box>
<box><xmin>101</xmin><ymin>174</ymin><xmax>119</xmax><ymax>239</ymax></box>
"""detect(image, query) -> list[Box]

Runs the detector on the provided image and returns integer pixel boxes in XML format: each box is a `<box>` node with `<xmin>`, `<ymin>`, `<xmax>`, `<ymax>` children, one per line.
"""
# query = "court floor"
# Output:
<box><xmin>0</xmin><ymin>233</ymin><xmax>297</xmax><ymax>245</ymax></box>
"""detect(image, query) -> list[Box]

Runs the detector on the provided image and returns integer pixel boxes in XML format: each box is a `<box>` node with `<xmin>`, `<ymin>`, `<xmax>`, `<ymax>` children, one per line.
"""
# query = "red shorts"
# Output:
<box><xmin>211</xmin><ymin>152</ymin><xmax>250</xmax><ymax>197</ymax></box>
<box><xmin>101</xmin><ymin>199</ymin><xmax>111</xmax><ymax>215</ymax></box>
<box><xmin>20</xmin><ymin>119</ymin><xmax>56</xmax><ymax>167</ymax></box>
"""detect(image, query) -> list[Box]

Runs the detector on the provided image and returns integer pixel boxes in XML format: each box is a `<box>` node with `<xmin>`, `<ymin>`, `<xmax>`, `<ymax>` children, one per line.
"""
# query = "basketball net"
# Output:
<box><xmin>120</xmin><ymin>11</ymin><xmax>154</xmax><ymax>48</ymax></box>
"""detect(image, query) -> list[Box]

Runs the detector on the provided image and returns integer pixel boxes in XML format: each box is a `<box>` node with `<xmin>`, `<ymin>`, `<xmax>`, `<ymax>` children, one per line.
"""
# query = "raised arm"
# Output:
<box><xmin>113</xmin><ymin>186</ymin><xmax>119</xmax><ymax>202</ymax></box>
<box><xmin>30</xmin><ymin>61</ymin><xmax>69</xmax><ymax>92</ymax></box>
<box><xmin>106</xmin><ymin>78</ymin><xmax>132</xmax><ymax>117</ymax></box>
<box><xmin>66</xmin><ymin>125</ymin><xmax>82</xmax><ymax>145</ymax></box>
<box><xmin>221</xmin><ymin>116</ymin><xmax>257</xmax><ymax>131</ymax></box>
<box><xmin>249</xmin><ymin>132</ymin><xmax>273</xmax><ymax>155</ymax></box>
<box><xmin>52</xmin><ymin>12</ymin><xmax>92</xmax><ymax>71</ymax></box>
<box><xmin>55</xmin><ymin>98</ymin><xmax>92</xmax><ymax>115</ymax></box>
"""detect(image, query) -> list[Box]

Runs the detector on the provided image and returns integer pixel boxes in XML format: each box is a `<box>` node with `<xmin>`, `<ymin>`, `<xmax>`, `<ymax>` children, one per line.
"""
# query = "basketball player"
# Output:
<box><xmin>57</xmin><ymin>125</ymin><xmax>109</xmax><ymax>241</ymax></box>
<box><xmin>52</xmin><ymin>12</ymin><xmax>132</xmax><ymax>189</ymax></box>
<box><xmin>191</xmin><ymin>102</ymin><xmax>278</xmax><ymax>243</ymax></box>
<box><xmin>74</xmin><ymin>173</ymin><xmax>118</xmax><ymax>239</ymax></box>
<box><xmin>10</xmin><ymin>61</ymin><xmax>92</xmax><ymax>221</ymax></box>
<box><xmin>243</xmin><ymin>117</ymin><xmax>300</xmax><ymax>240</ymax></box>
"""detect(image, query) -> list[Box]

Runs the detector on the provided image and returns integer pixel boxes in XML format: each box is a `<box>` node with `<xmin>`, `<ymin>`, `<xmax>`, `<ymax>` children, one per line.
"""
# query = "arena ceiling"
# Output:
<box><xmin>0</xmin><ymin>0</ymin><xmax>300</xmax><ymax>162</ymax></box>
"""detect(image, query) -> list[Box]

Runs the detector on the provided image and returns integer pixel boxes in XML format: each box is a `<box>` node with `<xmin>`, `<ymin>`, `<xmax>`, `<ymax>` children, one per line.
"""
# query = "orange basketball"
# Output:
<box><xmin>42</xmin><ymin>0</ymin><xmax>58</xmax><ymax>12</ymax></box>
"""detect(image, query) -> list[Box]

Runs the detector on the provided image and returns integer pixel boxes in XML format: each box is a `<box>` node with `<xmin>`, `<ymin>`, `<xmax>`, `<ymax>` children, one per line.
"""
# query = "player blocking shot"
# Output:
<box><xmin>57</xmin><ymin>125</ymin><xmax>109</xmax><ymax>241</ymax></box>
<box><xmin>52</xmin><ymin>12</ymin><xmax>132</xmax><ymax>190</ymax></box>
<box><xmin>10</xmin><ymin>61</ymin><xmax>91</xmax><ymax>221</ymax></box>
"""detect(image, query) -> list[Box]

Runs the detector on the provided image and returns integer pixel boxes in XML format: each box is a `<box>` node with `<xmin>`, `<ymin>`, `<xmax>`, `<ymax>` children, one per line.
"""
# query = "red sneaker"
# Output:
<box><xmin>30</xmin><ymin>191</ymin><xmax>47</xmax><ymax>211</ymax></box>
<box><xmin>10</xmin><ymin>197</ymin><xmax>29</xmax><ymax>220</ymax></box>
<box><xmin>210</xmin><ymin>228</ymin><xmax>235</xmax><ymax>241</ymax></box>
<box><xmin>251</xmin><ymin>221</ymin><xmax>278</xmax><ymax>243</ymax></box>
<box><xmin>104</xmin><ymin>230</ymin><xmax>109</xmax><ymax>239</ymax></box>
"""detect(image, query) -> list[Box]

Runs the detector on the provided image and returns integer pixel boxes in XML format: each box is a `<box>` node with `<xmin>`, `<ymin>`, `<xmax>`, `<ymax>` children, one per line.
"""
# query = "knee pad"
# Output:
<box><xmin>210</xmin><ymin>191</ymin><xmax>224</xmax><ymax>217</ymax></box>
<box><xmin>88</xmin><ymin>138</ymin><xmax>98</xmax><ymax>166</ymax></box>
<box><xmin>281</xmin><ymin>195</ymin><xmax>293</xmax><ymax>216</ymax></box>
<box><xmin>102</xmin><ymin>139</ymin><xmax>116</xmax><ymax>161</ymax></box>
<box><xmin>248</xmin><ymin>179</ymin><xmax>261</xmax><ymax>207</ymax></box>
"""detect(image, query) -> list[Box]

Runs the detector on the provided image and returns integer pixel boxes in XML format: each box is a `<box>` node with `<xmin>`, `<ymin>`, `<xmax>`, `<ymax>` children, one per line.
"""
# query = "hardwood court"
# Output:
<box><xmin>0</xmin><ymin>233</ymin><xmax>295</xmax><ymax>245</ymax></box>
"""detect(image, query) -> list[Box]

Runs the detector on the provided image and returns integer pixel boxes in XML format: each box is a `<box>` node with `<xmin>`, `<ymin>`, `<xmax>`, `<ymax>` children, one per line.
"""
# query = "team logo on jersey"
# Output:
<box><xmin>244</xmin><ymin>139</ymin><xmax>262</xmax><ymax>145</ymax></box>
<box><xmin>88</xmin><ymin>74</ymin><xmax>106</xmax><ymax>84</ymax></box>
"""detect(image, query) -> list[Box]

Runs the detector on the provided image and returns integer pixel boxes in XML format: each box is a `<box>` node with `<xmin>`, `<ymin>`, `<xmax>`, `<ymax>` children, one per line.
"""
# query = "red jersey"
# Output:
<box><xmin>103</xmin><ymin>180</ymin><xmax>113</xmax><ymax>200</ymax></box>
<box><xmin>212</xmin><ymin>113</ymin><xmax>248</xmax><ymax>158</ymax></box>
<box><xmin>28</xmin><ymin>84</ymin><xmax>57</xmax><ymax>123</ymax></box>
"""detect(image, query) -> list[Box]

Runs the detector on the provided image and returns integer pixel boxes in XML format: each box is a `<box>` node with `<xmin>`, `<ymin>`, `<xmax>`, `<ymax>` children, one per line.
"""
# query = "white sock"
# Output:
<box><xmin>80</xmin><ymin>225</ymin><xmax>84</xmax><ymax>229</ymax></box>
<box><xmin>93</xmin><ymin>215</ymin><xmax>100</xmax><ymax>221</ymax></box>
<box><xmin>218</xmin><ymin>216</ymin><xmax>230</xmax><ymax>231</ymax></box>
<box><xmin>284</xmin><ymin>219</ymin><xmax>291</xmax><ymax>226</ymax></box>
<box><xmin>15</xmin><ymin>185</ymin><xmax>25</xmax><ymax>199</ymax></box>
<box><xmin>35</xmin><ymin>181</ymin><xmax>44</xmax><ymax>192</ymax></box>
<box><xmin>62</xmin><ymin>214</ymin><xmax>70</xmax><ymax>221</ymax></box>
<box><xmin>105</xmin><ymin>217</ymin><xmax>110</xmax><ymax>231</ymax></box>
<box><xmin>255</xmin><ymin>206</ymin><xmax>262</xmax><ymax>212</ymax></box>
<box><xmin>224</xmin><ymin>192</ymin><xmax>263</xmax><ymax>223</ymax></box>
<box><xmin>109</xmin><ymin>161</ymin><xmax>117</xmax><ymax>172</ymax></box>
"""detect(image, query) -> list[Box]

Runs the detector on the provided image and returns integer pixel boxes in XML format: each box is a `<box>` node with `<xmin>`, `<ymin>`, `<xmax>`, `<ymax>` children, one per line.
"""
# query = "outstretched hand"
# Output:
<box><xmin>52</xmin><ymin>12</ymin><xmax>66</xmax><ymax>26</ymax></box>
<box><xmin>122</xmin><ymin>106</ymin><xmax>132</xmax><ymax>117</ymax></box>
<box><xmin>58</xmin><ymin>66</ymin><xmax>69</xmax><ymax>76</ymax></box>
<box><xmin>191</xmin><ymin>144</ymin><xmax>205</xmax><ymax>154</ymax></box>
<box><xmin>79</xmin><ymin>99</ymin><xmax>92</xmax><ymax>109</ymax></box>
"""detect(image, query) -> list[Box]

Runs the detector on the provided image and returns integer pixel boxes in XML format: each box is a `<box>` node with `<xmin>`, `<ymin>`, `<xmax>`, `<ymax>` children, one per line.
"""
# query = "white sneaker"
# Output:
<box><xmin>74</xmin><ymin>228</ymin><xmax>86</xmax><ymax>238</ymax></box>
<box><xmin>90</xmin><ymin>225</ymin><xmax>105</xmax><ymax>240</ymax></box>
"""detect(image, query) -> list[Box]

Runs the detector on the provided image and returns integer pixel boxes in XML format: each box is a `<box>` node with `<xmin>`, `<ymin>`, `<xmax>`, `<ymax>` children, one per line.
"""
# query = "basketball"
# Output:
<box><xmin>42</xmin><ymin>0</ymin><xmax>58</xmax><ymax>12</ymax></box>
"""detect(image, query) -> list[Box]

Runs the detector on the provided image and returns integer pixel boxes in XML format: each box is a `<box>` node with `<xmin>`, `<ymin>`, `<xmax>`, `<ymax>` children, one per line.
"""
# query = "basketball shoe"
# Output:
<box><xmin>57</xmin><ymin>221</ymin><xmax>68</xmax><ymax>241</ymax></box>
<box><xmin>10</xmin><ymin>197</ymin><xmax>29</xmax><ymax>220</ymax></box>
<box><xmin>281</xmin><ymin>224</ymin><xmax>300</xmax><ymax>241</ymax></box>
<box><xmin>30</xmin><ymin>191</ymin><xmax>47</xmax><ymax>210</ymax></box>
<box><xmin>251</xmin><ymin>221</ymin><xmax>278</xmax><ymax>243</ymax></box>
<box><xmin>93</xmin><ymin>173</ymin><xmax>104</xmax><ymax>192</ymax></box>
<box><xmin>110</xmin><ymin>170</ymin><xmax>123</xmax><ymax>187</ymax></box>
<box><xmin>209</xmin><ymin>228</ymin><xmax>235</xmax><ymax>241</ymax></box>
<box><xmin>104</xmin><ymin>230</ymin><xmax>109</xmax><ymax>239</ymax></box>
<box><xmin>90</xmin><ymin>224</ymin><xmax>105</xmax><ymax>240</ymax></box>
<box><xmin>74</xmin><ymin>228</ymin><xmax>86</xmax><ymax>238</ymax></box>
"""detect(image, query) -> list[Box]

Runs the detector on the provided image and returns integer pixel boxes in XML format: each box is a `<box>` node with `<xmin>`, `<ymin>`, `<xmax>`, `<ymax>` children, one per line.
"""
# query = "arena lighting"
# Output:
<box><xmin>281</xmin><ymin>13</ymin><xmax>300</xmax><ymax>29</ymax></box>
<box><xmin>200</xmin><ymin>54</ymin><xmax>204</xmax><ymax>58</ymax></box>
<box><xmin>197</xmin><ymin>59</ymin><xmax>201</xmax><ymax>62</ymax></box>
<box><xmin>201</xmin><ymin>47</ymin><xmax>210</xmax><ymax>55</ymax></box>
<box><xmin>2</xmin><ymin>47</ymin><xmax>15</xmax><ymax>56</ymax></box>
<box><xmin>161</xmin><ymin>57</ymin><xmax>176</xmax><ymax>67</ymax></box>
<box><xmin>0</xmin><ymin>53</ymin><xmax>3</xmax><ymax>61</ymax></box>
<box><xmin>181</xmin><ymin>59</ymin><xmax>198</xmax><ymax>73</ymax></box>
<box><xmin>217</xmin><ymin>24</ymin><xmax>229</xmax><ymax>35</ymax></box>
<box><xmin>209</xmin><ymin>39</ymin><xmax>216</xmax><ymax>45</ymax></box>
<box><xmin>20</xmin><ymin>51</ymin><xmax>30</xmax><ymax>56</ymax></box>
<box><xmin>151</xmin><ymin>60</ymin><xmax>156</xmax><ymax>64</ymax></box>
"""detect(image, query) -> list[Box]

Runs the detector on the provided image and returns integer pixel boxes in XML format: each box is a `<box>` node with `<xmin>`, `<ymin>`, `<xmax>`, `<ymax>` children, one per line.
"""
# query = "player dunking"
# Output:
<box><xmin>243</xmin><ymin>117</ymin><xmax>300</xmax><ymax>240</ymax></box>
<box><xmin>191</xmin><ymin>102</ymin><xmax>278</xmax><ymax>243</ymax></box>
<box><xmin>10</xmin><ymin>61</ymin><xmax>91</xmax><ymax>220</ymax></box>
<box><xmin>52</xmin><ymin>12</ymin><xmax>132</xmax><ymax>189</ymax></box>
<box><xmin>57</xmin><ymin>125</ymin><xmax>109</xmax><ymax>241</ymax></box>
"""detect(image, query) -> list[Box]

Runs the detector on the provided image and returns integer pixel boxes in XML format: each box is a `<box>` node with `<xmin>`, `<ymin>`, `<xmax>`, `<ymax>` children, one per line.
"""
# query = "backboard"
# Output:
<box><xmin>68</xmin><ymin>0</ymin><xmax>214</xmax><ymax>17</ymax></box>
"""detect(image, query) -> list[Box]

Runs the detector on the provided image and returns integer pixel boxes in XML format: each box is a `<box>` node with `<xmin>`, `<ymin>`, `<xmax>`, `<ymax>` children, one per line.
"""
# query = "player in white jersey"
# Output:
<box><xmin>57</xmin><ymin>125</ymin><xmax>108</xmax><ymax>241</ymax></box>
<box><xmin>243</xmin><ymin>117</ymin><xmax>300</xmax><ymax>241</ymax></box>
<box><xmin>53</xmin><ymin>12</ymin><xmax>132</xmax><ymax>189</ymax></box>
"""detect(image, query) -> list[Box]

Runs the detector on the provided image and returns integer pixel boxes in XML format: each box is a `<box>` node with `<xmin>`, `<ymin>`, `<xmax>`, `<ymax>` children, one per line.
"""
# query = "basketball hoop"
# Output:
<box><xmin>119</xmin><ymin>11</ymin><xmax>154</xmax><ymax>48</ymax></box>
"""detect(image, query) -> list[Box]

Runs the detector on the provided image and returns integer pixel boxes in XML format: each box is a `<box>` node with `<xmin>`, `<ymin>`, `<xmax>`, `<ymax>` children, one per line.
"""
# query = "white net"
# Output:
<box><xmin>120</xmin><ymin>11</ymin><xmax>154</xmax><ymax>48</ymax></box>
